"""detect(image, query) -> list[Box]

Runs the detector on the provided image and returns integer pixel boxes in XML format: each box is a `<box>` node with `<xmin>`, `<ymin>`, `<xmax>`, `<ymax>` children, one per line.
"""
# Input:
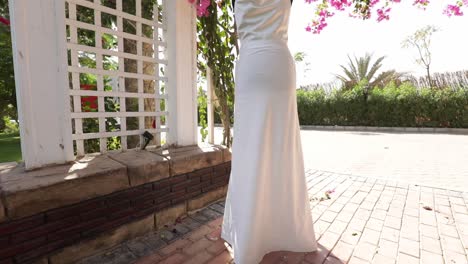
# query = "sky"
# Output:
<box><xmin>288</xmin><ymin>1</ymin><xmax>468</xmax><ymax>86</ymax></box>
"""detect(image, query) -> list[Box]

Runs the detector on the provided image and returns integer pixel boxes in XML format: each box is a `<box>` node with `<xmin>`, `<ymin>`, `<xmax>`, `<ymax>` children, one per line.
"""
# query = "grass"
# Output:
<box><xmin>0</xmin><ymin>133</ymin><xmax>22</xmax><ymax>163</ymax></box>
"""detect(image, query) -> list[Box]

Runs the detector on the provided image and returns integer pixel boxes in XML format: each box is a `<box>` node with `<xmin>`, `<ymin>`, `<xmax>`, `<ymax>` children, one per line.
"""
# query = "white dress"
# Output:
<box><xmin>221</xmin><ymin>0</ymin><xmax>318</xmax><ymax>263</ymax></box>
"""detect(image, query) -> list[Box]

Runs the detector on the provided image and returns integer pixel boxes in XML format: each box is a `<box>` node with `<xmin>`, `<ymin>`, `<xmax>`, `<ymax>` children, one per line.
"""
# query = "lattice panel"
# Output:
<box><xmin>65</xmin><ymin>0</ymin><xmax>168</xmax><ymax>155</ymax></box>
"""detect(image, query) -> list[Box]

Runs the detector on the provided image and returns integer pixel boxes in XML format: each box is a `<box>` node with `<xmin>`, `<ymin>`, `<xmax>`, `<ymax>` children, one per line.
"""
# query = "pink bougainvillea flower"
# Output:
<box><xmin>444</xmin><ymin>4</ymin><xmax>464</xmax><ymax>16</ymax></box>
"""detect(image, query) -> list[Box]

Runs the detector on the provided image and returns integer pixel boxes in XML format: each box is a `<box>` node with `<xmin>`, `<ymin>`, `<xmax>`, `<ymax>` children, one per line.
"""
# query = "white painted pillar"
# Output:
<box><xmin>207</xmin><ymin>67</ymin><xmax>215</xmax><ymax>144</ymax></box>
<box><xmin>165</xmin><ymin>1</ymin><xmax>198</xmax><ymax>146</ymax></box>
<box><xmin>9</xmin><ymin>0</ymin><xmax>74</xmax><ymax>169</ymax></box>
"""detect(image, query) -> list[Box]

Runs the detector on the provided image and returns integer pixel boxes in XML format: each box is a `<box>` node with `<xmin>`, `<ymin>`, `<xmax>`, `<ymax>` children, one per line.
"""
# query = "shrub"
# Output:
<box><xmin>297</xmin><ymin>83</ymin><xmax>468</xmax><ymax>128</ymax></box>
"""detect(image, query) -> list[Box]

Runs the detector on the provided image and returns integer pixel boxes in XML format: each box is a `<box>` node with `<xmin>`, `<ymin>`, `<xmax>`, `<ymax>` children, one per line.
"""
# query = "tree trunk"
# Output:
<box><xmin>426</xmin><ymin>66</ymin><xmax>433</xmax><ymax>88</ymax></box>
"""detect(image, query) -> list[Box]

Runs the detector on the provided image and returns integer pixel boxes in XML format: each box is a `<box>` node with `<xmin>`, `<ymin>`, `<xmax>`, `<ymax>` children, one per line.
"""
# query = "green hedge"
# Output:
<box><xmin>297</xmin><ymin>83</ymin><xmax>468</xmax><ymax>128</ymax></box>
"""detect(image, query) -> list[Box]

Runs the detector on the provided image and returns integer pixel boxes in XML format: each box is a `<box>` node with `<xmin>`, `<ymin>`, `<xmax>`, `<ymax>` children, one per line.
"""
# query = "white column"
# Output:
<box><xmin>9</xmin><ymin>0</ymin><xmax>73</xmax><ymax>170</ymax></box>
<box><xmin>165</xmin><ymin>0</ymin><xmax>198</xmax><ymax>146</ymax></box>
<box><xmin>207</xmin><ymin>67</ymin><xmax>215</xmax><ymax>144</ymax></box>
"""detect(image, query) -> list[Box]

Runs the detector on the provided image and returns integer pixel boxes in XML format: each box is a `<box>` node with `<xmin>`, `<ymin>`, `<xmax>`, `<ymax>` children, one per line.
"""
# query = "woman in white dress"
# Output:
<box><xmin>221</xmin><ymin>0</ymin><xmax>318</xmax><ymax>263</ymax></box>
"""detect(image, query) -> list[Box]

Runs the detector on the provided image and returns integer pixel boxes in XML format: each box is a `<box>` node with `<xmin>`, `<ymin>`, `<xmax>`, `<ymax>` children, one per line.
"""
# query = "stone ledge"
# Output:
<box><xmin>152</xmin><ymin>144</ymin><xmax>224</xmax><ymax>175</ymax></box>
<box><xmin>0</xmin><ymin>144</ymin><xmax>232</xmax><ymax>222</ymax></box>
<box><xmin>108</xmin><ymin>150</ymin><xmax>170</xmax><ymax>187</ymax></box>
<box><xmin>0</xmin><ymin>155</ymin><xmax>129</xmax><ymax>220</ymax></box>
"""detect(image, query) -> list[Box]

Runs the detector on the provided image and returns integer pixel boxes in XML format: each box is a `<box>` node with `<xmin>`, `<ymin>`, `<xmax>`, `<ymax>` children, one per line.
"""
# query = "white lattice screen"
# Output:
<box><xmin>65</xmin><ymin>0</ymin><xmax>169</xmax><ymax>155</ymax></box>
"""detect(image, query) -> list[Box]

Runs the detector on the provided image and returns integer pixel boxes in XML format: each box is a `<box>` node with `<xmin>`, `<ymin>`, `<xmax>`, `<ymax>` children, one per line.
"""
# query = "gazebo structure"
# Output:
<box><xmin>0</xmin><ymin>1</ymin><xmax>230</xmax><ymax>263</ymax></box>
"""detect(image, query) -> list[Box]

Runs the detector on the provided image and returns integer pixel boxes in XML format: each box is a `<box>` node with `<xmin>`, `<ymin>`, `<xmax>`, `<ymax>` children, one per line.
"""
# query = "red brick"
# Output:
<box><xmin>202</xmin><ymin>182</ymin><xmax>226</xmax><ymax>193</ymax></box>
<box><xmin>132</xmin><ymin>193</ymin><xmax>156</xmax><ymax>207</ymax></box>
<box><xmin>185</xmin><ymin>190</ymin><xmax>203</xmax><ymax>200</ymax></box>
<box><xmin>0</xmin><ymin>237</ymin><xmax>46</xmax><ymax>259</ymax></box>
<box><xmin>14</xmin><ymin>234</ymin><xmax>79</xmax><ymax>263</ymax></box>
<box><xmin>159</xmin><ymin>252</ymin><xmax>187</xmax><ymax>264</ymax></box>
<box><xmin>171</xmin><ymin>195</ymin><xmax>187</xmax><ymax>205</ymax></box>
<box><xmin>187</xmin><ymin>181</ymin><xmax>211</xmax><ymax>193</ymax></box>
<box><xmin>133</xmin><ymin>204</ymin><xmax>159</xmax><ymax>219</ymax></box>
<box><xmin>0</xmin><ymin>215</ymin><xmax>45</xmax><ymax>236</ymax></box>
<box><xmin>201</xmin><ymin>174</ymin><xmax>212</xmax><ymax>182</ymax></box>
<box><xmin>170</xmin><ymin>175</ymin><xmax>188</xmax><ymax>185</ymax></box>
<box><xmin>206</xmin><ymin>228</ymin><xmax>221</xmax><ymax>241</ymax></box>
<box><xmin>106</xmin><ymin>187</ymin><xmax>146</xmax><ymax>205</ymax></box>
<box><xmin>189</xmin><ymin>167</ymin><xmax>213</xmax><ymax>179</ymax></box>
<box><xmin>0</xmin><ymin>236</ymin><xmax>10</xmax><ymax>248</ymax></box>
<box><xmin>207</xmin><ymin>251</ymin><xmax>232</xmax><ymax>264</ymax></box>
<box><xmin>46</xmin><ymin>199</ymin><xmax>104</xmax><ymax>221</ymax></box>
<box><xmin>159</xmin><ymin>190</ymin><xmax>186</xmax><ymax>205</ymax></box>
<box><xmin>187</xmin><ymin>225</ymin><xmax>213</xmax><ymax>242</ymax></box>
<box><xmin>80</xmin><ymin>206</ymin><xmax>111</xmax><ymax>221</ymax></box>
<box><xmin>12</xmin><ymin>216</ymin><xmax>79</xmax><ymax>244</ymax></box>
<box><xmin>183</xmin><ymin>251</ymin><xmax>213</xmax><ymax>264</ymax></box>
<box><xmin>183</xmin><ymin>237</ymin><xmax>213</xmax><ymax>256</ymax></box>
<box><xmin>82</xmin><ymin>215</ymin><xmax>132</xmax><ymax>237</ymax></box>
<box><xmin>172</xmin><ymin>179</ymin><xmax>197</xmax><ymax>192</ymax></box>
<box><xmin>134</xmin><ymin>253</ymin><xmax>163</xmax><ymax>264</ymax></box>
<box><xmin>108</xmin><ymin>206</ymin><xmax>135</xmax><ymax>220</ymax></box>
<box><xmin>49</xmin><ymin>217</ymin><xmax>106</xmax><ymax>241</ymax></box>
<box><xmin>154</xmin><ymin>179</ymin><xmax>171</xmax><ymax>191</ymax></box>
<box><xmin>206</xmin><ymin>240</ymin><xmax>227</xmax><ymax>255</ymax></box>
<box><xmin>160</xmin><ymin>239</ymin><xmax>192</xmax><ymax>256</ymax></box>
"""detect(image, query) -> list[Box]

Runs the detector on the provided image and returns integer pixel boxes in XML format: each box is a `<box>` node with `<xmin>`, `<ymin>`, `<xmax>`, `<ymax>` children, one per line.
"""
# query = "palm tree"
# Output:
<box><xmin>335</xmin><ymin>53</ymin><xmax>404</xmax><ymax>89</ymax></box>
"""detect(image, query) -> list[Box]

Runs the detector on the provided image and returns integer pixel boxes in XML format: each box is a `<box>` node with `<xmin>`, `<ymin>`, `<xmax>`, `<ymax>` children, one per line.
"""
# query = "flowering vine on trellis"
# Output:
<box><xmin>304</xmin><ymin>0</ymin><xmax>467</xmax><ymax>34</ymax></box>
<box><xmin>186</xmin><ymin>0</ymin><xmax>466</xmax><ymax>34</ymax></box>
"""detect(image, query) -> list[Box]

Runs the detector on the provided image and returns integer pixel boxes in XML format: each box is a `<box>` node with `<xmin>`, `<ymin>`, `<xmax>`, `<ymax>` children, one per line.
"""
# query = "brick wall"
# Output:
<box><xmin>0</xmin><ymin>162</ymin><xmax>230</xmax><ymax>264</ymax></box>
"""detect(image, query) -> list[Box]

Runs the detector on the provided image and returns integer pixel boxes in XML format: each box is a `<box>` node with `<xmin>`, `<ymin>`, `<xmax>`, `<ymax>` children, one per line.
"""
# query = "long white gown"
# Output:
<box><xmin>221</xmin><ymin>0</ymin><xmax>318</xmax><ymax>263</ymax></box>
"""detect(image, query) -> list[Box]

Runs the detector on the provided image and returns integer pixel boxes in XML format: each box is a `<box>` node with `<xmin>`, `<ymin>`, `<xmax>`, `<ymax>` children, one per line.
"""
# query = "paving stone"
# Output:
<box><xmin>371</xmin><ymin>254</ymin><xmax>396</xmax><ymax>264</ymax></box>
<box><xmin>421</xmin><ymin>237</ymin><xmax>442</xmax><ymax>255</ymax></box>
<box><xmin>331</xmin><ymin>241</ymin><xmax>354</xmax><ymax>262</ymax></box>
<box><xmin>353</xmin><ymin>242</ymin><xmax>377</xmax><ymax>262</ymax></box>
<box><xmin>440</xmin><ymin>235</ymin><xmax>465</xmax><ymax>254</ymax></box>
<box><xmin>208</xmin><ymin>203</ymin><xmax>225</xmax><ymax>214</ymax></box>
<box><xmin>398</xmin><ymin>238</ymin><xmax>419</xmax><ymax>258</ymax></box>
<box><xmin>200</xmin><ymin>208</ymin><xmax>223</xmax><ymax>220</ymax></box>
<box><xmin>377</xmin><ymin>239</ymin><xmax>398</xmax><ymax>259</ymax></box>
<box><xmin>80</xmin><ymin>246</ymin><xmax>137</xmax><ymax>264</ymax></box>
<box><xmin>421</xmin><ymin>250</ymin><xmax>444</xmax><ymax>264</ymax></box>
<box><xmin>396</xmin><ymin>253</ymin><xmax>419</xmax><ymax>264</ymax></box>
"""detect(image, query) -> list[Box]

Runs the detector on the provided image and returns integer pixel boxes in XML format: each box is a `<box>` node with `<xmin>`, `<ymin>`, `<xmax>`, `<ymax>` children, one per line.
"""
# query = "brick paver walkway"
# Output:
<box><xmin>81</xmin><ymin>170</ymin><xmax>468</xmax><ymax>264</ymax></box>
<box><xmin>300</xmin><ymin>130</ymin><xmax>468</xmax><ymax>192</ymax></box>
